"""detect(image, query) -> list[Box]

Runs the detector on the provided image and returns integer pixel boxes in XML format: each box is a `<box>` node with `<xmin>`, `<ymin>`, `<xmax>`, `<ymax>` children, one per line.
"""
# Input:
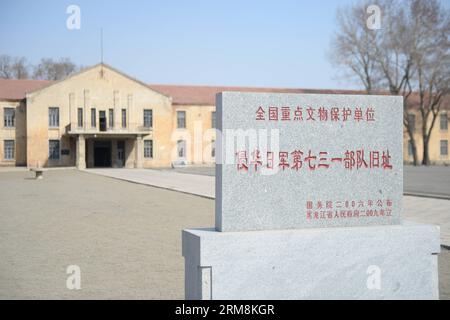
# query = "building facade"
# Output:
<box><xmin>0</xmin><ymin>64</ymin><xmax>216</xmax><ymax>169</ymax></box>
<box><xmin>0</xmin><ymin>63</ymin><xmax>449</xmax><ymax>168</ymax></box>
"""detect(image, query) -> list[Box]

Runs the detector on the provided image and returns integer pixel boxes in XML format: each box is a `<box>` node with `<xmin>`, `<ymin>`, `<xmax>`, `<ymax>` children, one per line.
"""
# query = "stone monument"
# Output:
<box><xmin>182</xmin><ymin>92</ymin><xmax>440</xmax><ymax>300</ymax></box>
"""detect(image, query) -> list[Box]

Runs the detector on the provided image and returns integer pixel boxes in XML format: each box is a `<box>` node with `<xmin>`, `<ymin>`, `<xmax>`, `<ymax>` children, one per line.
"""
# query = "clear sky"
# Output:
<box><xmin>0</xmin><ymin>0</ymin><xmax>375</xmax><ymax>89</ymax></box>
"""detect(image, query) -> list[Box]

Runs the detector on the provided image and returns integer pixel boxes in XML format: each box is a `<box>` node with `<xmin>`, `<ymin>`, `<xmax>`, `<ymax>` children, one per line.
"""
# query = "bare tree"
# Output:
<box><xmin>330</xmin><ymin>1</ymin><xmax>382</xmax><ymax>93</ymax></box>
<box><xmin>0</xmin><ymin>55</ymin><xmax>30</xmax><ymax>79</ymax></box>
<box><xmin>32</xmin><ymin>57</ymin><xmax>79</xmax><ymax>81</ymax></box>
<box><xmin>0</xmin><ymin>55</ymin><xmax>13</xmax><ymax>78</ymax></box>
<box><xmin>11</xmin><ymin>56</ymin><xmax>30</xmax><ymax>79</ymax></box>
<box><xmin>373</xmin><ymin>0</ymin><xmax>419</xmax><ymax>164</ymax></box>
<box><xmin>330</xmin><ymin>0</ymin><xmax>450</xmax><ymax>166</ymax></box>
<box><xmin>407</xmin><ymin>0</ymin><xmax>450</xmax><ymax>165</ymax></box>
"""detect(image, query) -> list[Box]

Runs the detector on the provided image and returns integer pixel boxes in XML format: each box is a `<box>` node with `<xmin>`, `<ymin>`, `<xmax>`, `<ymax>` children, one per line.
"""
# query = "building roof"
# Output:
<box><xmin>148</xmin><ymin>84</ymin><xmax>367</xmax><ymax>105</ymax></box>
<box><xmin>0</xmin><ymin>78</ymin><xmax>448</xmax><ymax>110</ymax></box>
<box><xmin>0</xmin><ymin>77</ymin><xmax>368</xmax><ymax>105</ymax></box>
<box><xmin>0</xmin><ymin>78</ymin><xmax>53</xmax><ymax>101</ymax></box>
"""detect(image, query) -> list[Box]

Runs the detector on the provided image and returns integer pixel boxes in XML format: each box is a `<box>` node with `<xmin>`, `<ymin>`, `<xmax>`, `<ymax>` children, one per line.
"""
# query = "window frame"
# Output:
<box><xmin>48</xmin><ymin>107</ymin><xmax>59</xmax><ymax>128</ymax></box>
<box><xmin>144</xmin><ymin>140</ymin><xmax>153</xmax><ymax>158</ymax></box>
<box><xmin>177</xmin><ymin>110</ymin><xmax>186</xmax><ymax>129</ymax></box>
<box><xmin>211</xmin><ymin>111</ymin><xmax>216</xmax><ymax>129</ymax></box>
<box><xmin>49</xmin><ymin>139</ymin><xmax>60</xmax><ymax>160</ymax></box>
<box><xmin>407</xmin><ymin>114</ymin><xmax>416</xmax><ymax>132</ymax></box>
<box><xmin>4</xmin><ymin>107</ymin><xmax>15</xmax><ymax>128</ymax></box>
<box><xmin>91</xmin><ymin>108</ymin><xmax>96</xmax><ymax>128</ymax></box>
<box><xmin>211</xmin><ymin>139</ymin><xmax>216</xmax><ymax>158</ymax></box>
<box><xmin>177</xmin><ymin>139</ymin><xmax>186</xmax><ymax>158</ymax></box>
<box><xmin>109</xmin><ymin>108</ymin><xmax>114</xmax><ymax>129</ymax></box>
<box><xmin>408</xmin><ymin>140</ymin><xmax>413</xmax><ymax>157</ymax></box>
<box><xmin>143</xmin><ymin>109</ymin><xmax>153</xmax><ymax>128</ymax></box>
<box><xmin>440</xmin><ymin>112</ymin><xmax>448</xmax><ymax>131</ymax></box>
<box><xmin>121</xmin><ymin>108</ymin><xmax>127</xmax><ymax>128</ymax></box>
<box><xmin>440</xmin><ymin>140</ymin><xmax>448</xmax><ymax>156</ymax></box>
<box><xmin>77</xmin><ymin>108</ymin><xmax>83</xmax><ymax>128</ymax></box>
<box><xmin>3</xmin><ymin>140</ymin><xmax>15</xmax><ymax>160</ymax></box>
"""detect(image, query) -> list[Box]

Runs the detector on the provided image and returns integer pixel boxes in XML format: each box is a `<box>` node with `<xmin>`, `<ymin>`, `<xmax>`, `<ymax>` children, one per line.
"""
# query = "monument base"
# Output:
<box><xmin>182</xmin><ymin>221</ymin><xmax>440</xmax><ymax>300</ymax></box>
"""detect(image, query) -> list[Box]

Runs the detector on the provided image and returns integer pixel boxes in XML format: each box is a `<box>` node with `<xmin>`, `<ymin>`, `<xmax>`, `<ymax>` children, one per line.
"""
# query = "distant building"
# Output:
<box><xmin>0</xmin><ymin>63</ymin><xmax>448</xmax><ymax>168</ymax></box>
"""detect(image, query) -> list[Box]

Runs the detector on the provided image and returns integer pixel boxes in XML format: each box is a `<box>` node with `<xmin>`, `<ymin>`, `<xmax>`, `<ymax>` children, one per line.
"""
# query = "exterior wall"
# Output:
<box><xmin>403</xmin><ymin>110</ymin><xmax>450</xmax><ymax>165</ymax></box>
<box><xmin>2</xmin><ymin>63</ymin><xmax>448</xmax><ymax>168</ymax></box>
<box><xmin>25</xmin><ymin>65</ymin><xmax>173</xmax><ymax>168</ymax></box>
<box><xmin>0</xmin><ymin>100</ymin><xmax>27</xmax><ymax>166</ymax></box>
<box><xmin>172</xmin><ymin>105</ymin><xmax>216</xmax><ymax>165</ymax></box>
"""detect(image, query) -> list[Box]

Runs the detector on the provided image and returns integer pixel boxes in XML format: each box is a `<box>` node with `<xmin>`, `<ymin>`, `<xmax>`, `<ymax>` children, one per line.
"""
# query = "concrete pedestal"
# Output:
<box><xmin>182</xmin><ymin>221</ymin><xmax>440</xmax><ymax>300</ymax></box>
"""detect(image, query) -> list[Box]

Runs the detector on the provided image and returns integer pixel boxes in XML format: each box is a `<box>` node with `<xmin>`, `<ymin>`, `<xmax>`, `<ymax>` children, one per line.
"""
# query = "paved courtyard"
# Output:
<box><xmin>404</xmin><ymin>165</ymin><xmax>450</xmax><ymax>199</ymax></box>
<box><xmin>87</xmin><ymin>168</ymin><xmax>450</xmax><ymax>247</ymax></box>
<box><xmin>0</xmin><ymin>169</ymin><xmax>449</xmax><ymax>299</ymax></box>
<box><xmin>0</xmin><ymin>170</ymin><xmax>213</xmax><ymax>299</ymax></box>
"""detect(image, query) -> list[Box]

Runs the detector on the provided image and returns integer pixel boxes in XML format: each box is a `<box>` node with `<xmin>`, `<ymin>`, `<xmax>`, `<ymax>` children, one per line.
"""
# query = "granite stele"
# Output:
<box><xmin>182</xmin><ymin>92</ymin><xmax>440</xmax><ymax>300</ymax></box>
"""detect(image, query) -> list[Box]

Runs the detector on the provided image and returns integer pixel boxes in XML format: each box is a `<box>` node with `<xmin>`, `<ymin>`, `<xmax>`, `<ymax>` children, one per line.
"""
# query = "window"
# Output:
<box><xmin>91</xmin><ymin>108</ymin><xmax>96</xmax><ymax>127</ymax></box>
<box><xmin>77</xmin><ymin>108</ymin><xmax>83</xmax><ymax>128</ymax></box>
<box><xmin>49</xmin><ymin>140</ymin><xmax>60</xmax><ymax>160</ymax></box>
<box><xmin>109</xmin><ymin>109</ymin><xmax>114</xmax><ymax>128</ymax></box>
<box><xmin>408</xmin><ymin>140</ymin><xmax>413</xmax><ymax>156</ymax></box>
<box><xmin>144</xmin><ymin>109</ymin><xmax>153</xmax><ymax>128</ymax></box>
<box><xmin>177</xmin><ymin>111</ymin><xmax>186</xmax><ymax>128</ymax></box>
<box><xmin>441</xmin><ymin>112</ymin><xmax>448</xmax><ymax>131</ymax></box>
<box><xmin>211</xmin><ymin>140</ymin><xmax>216</xmax><ymax>158</ymax></box>
<box><xmin>408</xmin><ymin>114</ymin><xmax>416</xmax><ymax>132</ymax></box>
<box><xmin>144</xmin><ymin>140</ymin><xmax>153</xmax><ymax>158</ymax></box>
<box><xmin>4</xmin><ymin>108</ymin><xmax>15</xmax><ymax>128</ymax></box>
<box><xmin>177</xmin><ymin>140</ymin><xmax>186</xmax><ymax>158</ymax></box>
<box><xmin>441</xmin><ymin>140</ymin><xmax>448</xmax><ymax>156</ymax></box>
<box><xmin>211</xmin><ymin>111</ymin><xmax>216</xmax><ymax>129</ymax></box>
<box><xmin>48</xmin><ymin>107</ymin><xmax>59</xmax><ymax>127</ymax></box>
<box><xmin>121</xmin><ymin>109</ymin><xmax>127</xmax><ymax>128</ymax></box>
<box><xmin>4</xmin><ymin>140</ymin><xmax>14</xmax><ymax>160</ymax></box>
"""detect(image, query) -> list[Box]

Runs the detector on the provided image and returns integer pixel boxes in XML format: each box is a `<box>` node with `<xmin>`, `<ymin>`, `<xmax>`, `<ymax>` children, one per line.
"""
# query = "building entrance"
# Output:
<box><xmin>94</xmin><ymin>140</ymin><xmax>112</xmax><ymax>167</ymax></box>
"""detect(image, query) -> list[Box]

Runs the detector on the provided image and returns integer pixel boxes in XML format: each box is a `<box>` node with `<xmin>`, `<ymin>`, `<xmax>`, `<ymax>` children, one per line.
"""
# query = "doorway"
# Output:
<box><xmin>94</xmin><ymin>140</ymin><xmax>112</xmax><ymax>167</ymax></box>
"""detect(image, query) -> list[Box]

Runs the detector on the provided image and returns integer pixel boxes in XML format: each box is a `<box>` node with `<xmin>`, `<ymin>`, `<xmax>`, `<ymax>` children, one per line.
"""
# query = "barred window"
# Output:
<box><xmin>77</xmin><ymin>108</ymin><xmax>83</xmax><ymax>128</ymax></box>
<box><xmin>4</xmin><ymin>108</ymin><xmax>15</xmax><ymax>128</ymax></box>
<box><xmin>144</xmin><ymin>109</ymin><xmax>153</xmax><ymax>128</ymax></box>
<box><xmin>441</xmin><ymin>113</ymin><xmax>448</xmax><ymax>131</ymax></box>
<box><xmin>177</xmin><ymin>111</ymin><xmax>186</xmax><ymax>128</ymax></box>
<box><xmin>48</xmin><ymin>107</ymin><xmax>59</xmax><ymax>127</ymax></box>
<box><xmin>49</xmin><ymin>140</ymin><xmax>60</xmax><ymax>160</ymax></box>
<box><xmin>408</xmin><ymin>114</ymin><xmax>416</xmax><ymax>132</ymax></box>
<box><xmin>4</xmin><ymin>140</ymin><xmax>14</xmax><ymax>160</ymax></box>
<box><xmin>211</xmin><ymin>111</ymin><xmax>216</xmax><ymax>129</ymax></box>
<box><xmin>109</xmin><ymin>109</ymin><xmax>114</xmax><ymax>128</ymax></box>
<box><xmin>144</xmin><ymin>140</ymin><xmax>153</xmax><ymax>158</ymax></box>
<box><xmin>91</xmin><ymin>108</ymin><xmax>96</xmax><ymax>127</ymax></box>
<box><xmin>121</xmin><ymin>109</ymin><xmax>127</xmax><ymax>128</ymax></box>
<box><xmin>441</xmin><ymin>140</ymin><xmax>448</xmax><ymax>156</ymax></box>
<box><xmin>177</xmin><ymin>140</ymin><xmax>186</xmax><ymax>158</ymax></box>
<box><xmin>408</xmin><ymin>140</ymin><xmax>413</xmax><ymax>156</ymax></box>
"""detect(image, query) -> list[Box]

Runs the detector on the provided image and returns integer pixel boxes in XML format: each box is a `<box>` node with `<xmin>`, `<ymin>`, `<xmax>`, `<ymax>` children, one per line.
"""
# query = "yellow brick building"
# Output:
<box><xmin>0</xmin><ymin>63</ymin><xmax>448</xmax><ymax>168</ymax></box>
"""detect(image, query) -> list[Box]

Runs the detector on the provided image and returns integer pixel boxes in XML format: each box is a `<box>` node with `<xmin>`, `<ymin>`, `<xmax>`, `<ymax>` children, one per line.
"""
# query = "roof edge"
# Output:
<box><xmin>25</xmin><ymin>63</ymin><xmax>172</xmax><ymax>100</ymax></box>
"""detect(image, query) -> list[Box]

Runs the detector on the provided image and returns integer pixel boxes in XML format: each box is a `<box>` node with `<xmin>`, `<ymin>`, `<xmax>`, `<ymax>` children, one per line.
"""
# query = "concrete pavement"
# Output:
<box><xmin>0</xmin><ymin>170</ymin><xmax>214</xmax><ymax>299</ymax></box>
<box><xmin>87</xmin><ymin>168</ymin><xmax>450</xmax><ymax>247</ymax></box>
<box><xmin>404</xmin><ymin>166</ymin><xmax>450</xmax><ymax>199</ymax></box>
<box><xmin>0</xmin><ymin>169</ymin><xmax>449</xmax><ymax>299</ymax></box>
<box><xmin>403</xmin><ymin>196</ymin><xmax>450</xmax><ymax>247</ymax></box>
<box><xmin>87</xmin><ymin>168</ymin><xmax>215</xmax><ymax>199</ymax></box>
